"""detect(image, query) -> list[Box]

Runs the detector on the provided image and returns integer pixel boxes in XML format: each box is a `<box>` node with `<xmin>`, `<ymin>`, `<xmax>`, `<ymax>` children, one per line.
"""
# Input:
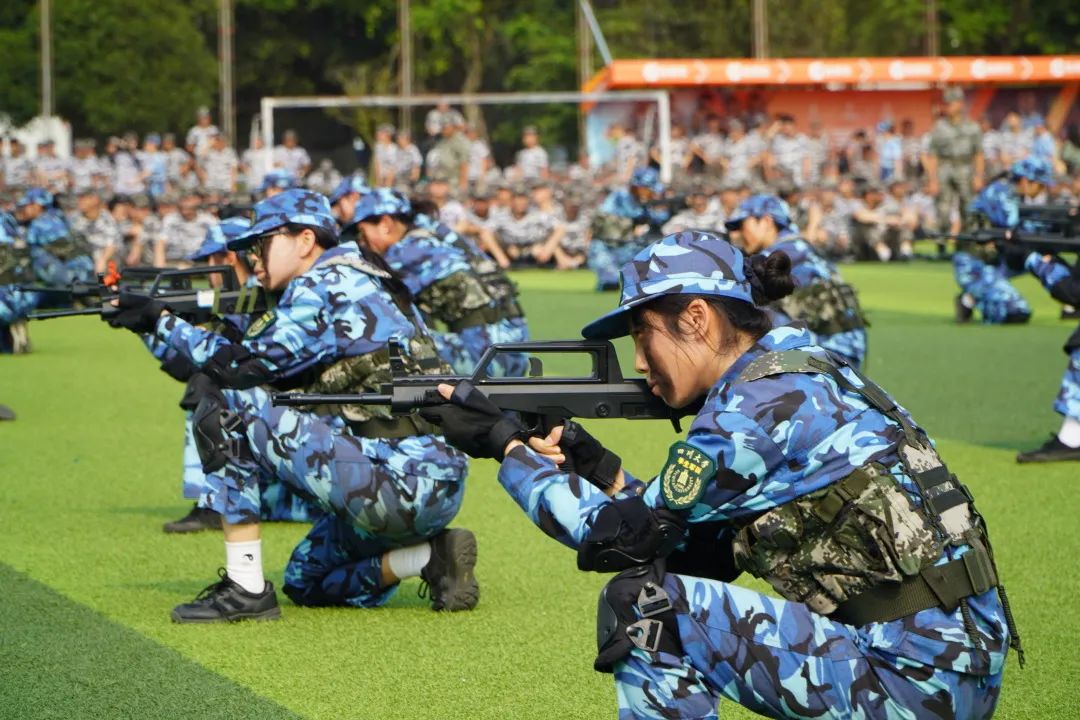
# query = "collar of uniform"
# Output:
<box><xmin>712</xmin><ymin>323</ymin><xmax>816</xmax><ymax>392</ymax></box>
<box><xmin>314</xmin><ymin>240</ymin><xmax>361</xmax><ymax>267</ymax></box>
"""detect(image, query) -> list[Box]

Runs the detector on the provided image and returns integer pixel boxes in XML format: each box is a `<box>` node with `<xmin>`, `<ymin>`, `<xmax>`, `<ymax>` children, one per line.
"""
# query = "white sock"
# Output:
<box><xmin>226</xmin><ymin>540</ymin><xmax>265</xmax><ymax>594</ymax></box>
<box><xmin>1058</xmin><ymin>417</ymin><xmax>1080</xmax><ymax>449</ymax></box>
<box><xmin>386</xmin><ymin>542</ymin><xmax>432</xmax><ymax>581</ymax></box>
<box><xmin>875</xmin><ymin>244</ymin><xmax>892</xmax><ymax>262</ymax></box>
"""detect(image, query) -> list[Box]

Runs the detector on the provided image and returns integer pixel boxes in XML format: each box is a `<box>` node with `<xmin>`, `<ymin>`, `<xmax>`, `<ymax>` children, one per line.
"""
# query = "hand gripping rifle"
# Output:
<box><xmin>271</xmin><ymin>340</ymin><xmax>703</xmax><ymax>433</ymax></box>
<box><xmin>29</xmin><ymin>265</ymin><xmax>272</xmax><ymax>323</ymax></box>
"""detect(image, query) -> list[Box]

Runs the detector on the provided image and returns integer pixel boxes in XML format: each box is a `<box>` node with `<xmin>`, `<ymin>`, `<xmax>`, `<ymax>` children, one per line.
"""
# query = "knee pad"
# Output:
<box><xmin>1002</xmin><ymin>310</ymin><xmax>1031</xmax><ymax>324</ymax></box>
<box><xmin>191</xmin><ymin>388</ymin><xmax>245</xmax><ymax>474</ymax></box>
<box><xmin>594</xmin><ymin>562</ymin><xmax>681</xmax><ymax>673</ymax></box>
<box><xmin>577</xmin><ymin>496</ymin><xmax>685</xmax><ymax>573</ymax></box>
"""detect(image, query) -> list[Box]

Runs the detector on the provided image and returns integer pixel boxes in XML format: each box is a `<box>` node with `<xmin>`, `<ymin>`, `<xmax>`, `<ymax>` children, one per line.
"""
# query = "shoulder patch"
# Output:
<box><xmin>659</xmin><ymin>441</ymin><xmax>715</xmax><ymax>510</ymax></box>
<box><xmin>244</xmin><ymin>309</ymin><xmax>276</xmax><ymax>338</ymax></box>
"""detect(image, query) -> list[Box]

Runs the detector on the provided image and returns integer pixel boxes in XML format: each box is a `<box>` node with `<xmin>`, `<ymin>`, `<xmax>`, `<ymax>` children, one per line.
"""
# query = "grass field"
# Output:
<box><xmin>1</xmin><ymin>262</ymin><xmax>1078</xmax><ymax>719</ymax></box>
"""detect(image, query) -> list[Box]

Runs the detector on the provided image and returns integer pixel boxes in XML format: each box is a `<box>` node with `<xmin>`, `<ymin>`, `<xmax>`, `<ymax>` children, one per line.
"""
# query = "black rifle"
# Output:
<box><xmin>925</xmin><ymin>227</ymin><xmax>1080</xmax><ymax>255</ymax></box>
<box><xmin>29</xmin><ymin>265</ymin><xmax>271</xmax><ymax>322</ymax></box>
<box><xmin>272</xmin><ymin>340</ymin><xmax>702</xmax><ymax>432</ymax></box>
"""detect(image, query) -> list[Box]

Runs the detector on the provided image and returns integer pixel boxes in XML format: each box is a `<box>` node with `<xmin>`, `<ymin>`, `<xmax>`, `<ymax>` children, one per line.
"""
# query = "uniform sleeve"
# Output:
<box><xmin>1025</xmin><ymin>254</ymin><xmax>1080</xmax><ymax>306</ymax></box>
<box><xmin>643</xmin><ymin>410</ymin><xmax>784</xmax><ymax>523</ymax></box>
<box><xmin>151</xmin><ymin>276</ymin><xmax>337</xmax><ymax>380</ymax></box>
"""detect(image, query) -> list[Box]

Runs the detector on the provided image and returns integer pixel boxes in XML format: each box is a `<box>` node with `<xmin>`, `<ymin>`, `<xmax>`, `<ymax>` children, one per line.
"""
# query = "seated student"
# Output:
<box><xmin>104</xmin><ymin>189</ymin><xmax>476</xmax><ymax>621</ymax></box>
<box><xmin>481</xmin><ymin>184</ymin><xmax>563</xmax><ymax>268</ymax></box>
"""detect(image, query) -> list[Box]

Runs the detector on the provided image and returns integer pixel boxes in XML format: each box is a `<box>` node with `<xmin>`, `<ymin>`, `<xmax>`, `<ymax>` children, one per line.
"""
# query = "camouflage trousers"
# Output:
<box><xmin>435</xmin><ymin>316</ymin><xmax>530</xmax><ymax>376</ymax></box>
<box><xmin>0</xmin><ymin>286</ymin><xmax>38</xmax><ymax>324</ymax></box>
<box><xmin>181</xmin><ymin>413</ymin><xmax>320</xmax><ymax>523</ymax></box>
<box><xmin>1055</xmin><ymin>349</ymin><xmax>1080</xmax><ymax>421</ymax></box>
<box><xmin>818</xmin><ymin>328</ymin><xmax>867</xmax><ymax>369</ymax></box>
<box><xmin>202</xmin><ymin>385</ymin><xmax>469</xmax><ymax>607</ymax></box>
<box><xmin>589</xmin><ymin>239</ymin><xmax>648</xmax><ymax>290</ymax></box>
<box><xmin>953</xmin><ymin>252</ymin><xmax>1031</xmax><ymax>324</ymax></box>
<box><xmin>936</xmin><ymin>165</ymin><xmax>975</xmax><ymax>233</ymax></box>
<box><xmin>615</xmin><ymin>574</ymin><xmax>1002</xmax><ymax>720</ymax></box>
<box><xmin>30</xmin><ymin>249</ymin><xmax>94</xmax><ymax>286</ymax></box>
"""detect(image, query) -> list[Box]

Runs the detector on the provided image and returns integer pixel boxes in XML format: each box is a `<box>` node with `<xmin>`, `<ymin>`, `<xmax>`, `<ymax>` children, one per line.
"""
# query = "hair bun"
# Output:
<box><xmin>747</xmin><ymin>251</ymin><xmax>796</xmax><ymax>304</ymax></box>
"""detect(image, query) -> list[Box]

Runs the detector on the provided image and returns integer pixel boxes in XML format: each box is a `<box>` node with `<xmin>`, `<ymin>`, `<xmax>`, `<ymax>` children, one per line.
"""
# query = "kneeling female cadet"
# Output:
<box><xmin>105</xmin><ymin>189</ymin><xmax>476</xmax><ymax>621</ymax></box>
<box><xmin>425</xmin><ymin>231</ymin><xmax>1020</xmax><ymax>719</ymax></box>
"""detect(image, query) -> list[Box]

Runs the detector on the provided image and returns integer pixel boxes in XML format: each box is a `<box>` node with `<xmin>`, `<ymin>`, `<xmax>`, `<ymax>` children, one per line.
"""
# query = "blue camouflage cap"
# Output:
<box><xmin>352</xmin><ymin>188</ymin><xmax>412</xmax><ymax>224</ymax></box>
<box><xmin>1010</xmin><ymin>157</ymin><xmax>1054</xmax><ymax>186</ymax></box>
<box><xmin>329</xmin><ymin>174</ymin><xmax>372</xmax><ymax>205</ymax></box>
<box><xmin>17</xmin><ymin>187</ymin><xmax>53</xmax><ymax>208</ymax></box>
<box><xmin>189</xmin><ymin>217</ymin><xmax>251</xmax><ymax>260</ymax></box>
<box><xmin>259</xmin><ymin>168</ymin><xmax>298</xmax><ymax>193</ymax></box>
<box><xmin>581</xmin><ymin>231</ymin><xmax>754</xmax><ymax>340</ymax></box>
<box><xmin>230</xmin><ymin>189</ymin><xmax>338</xmax><ymax>249</ymax></box>
<box><xmin>630</xmin><ymin>166</ymin><xmax>663</xmax><ymax>193</ymax></box>
<box><xmin>724</xmin><ymin>194</ymin><xmax>793</xmax><ymax>231</ymax></box>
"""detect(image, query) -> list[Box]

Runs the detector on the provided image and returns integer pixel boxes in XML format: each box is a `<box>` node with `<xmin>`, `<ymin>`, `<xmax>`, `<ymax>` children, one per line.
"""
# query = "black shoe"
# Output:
<box><xmin>1016</xmin><ymin>435</ymin><xmax>1080</xmax><ymax>464</ymax></box>
<box><xmin>598</xmin><ymin>281</ymin><xmax>620</xmax><ymax>292</ymax></box>
<box><xmin>1062</xmin><ymin>305</ymin><xmax>1080</xmax><ymax>321</ymax></box>
<box><xmin>955</xmin><ymin>294</ymin><xmax>974</xmax><ymax>324</ymax></box>
<box><xmin>419</xmin><ymin>529</ymin><xmax>479</xmax><ymax>612</ymax></box>
<box><xmin>171</xmin><ymin>569</ymin><xmax>281</xmax><ymax>623</ymax></box>
<box><xmin>163</xmin><ymin>504</ymin><xmax>221</xmax><ymax>534</ymax></box>
<box><xmin>0</xmin><ymin>404</ymin><xmax>14</xmax><ymax>421</ymax></box>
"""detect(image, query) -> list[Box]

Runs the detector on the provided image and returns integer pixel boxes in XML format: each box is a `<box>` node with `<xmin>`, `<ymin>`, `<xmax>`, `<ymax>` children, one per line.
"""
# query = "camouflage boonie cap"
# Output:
<box><xmin>329</xmin><ymin>174</ymin><xmax>372</xmax><ymax>205</ymax></box>
<box><xmin>724</xmin><ymin>194</ymin><xmax>793</xmax><ymax>231</ymax></box>
<box><xmin>231</xmin><ymin>189</ymin><xmax>338</xmax><ymax>249</ymax></box>
<box><xmin>630</xmin><ymin>166</ymin><xmax>663</xmax><ymax>193</ymax></box>
<box><xmin>353</xmin><ymin>188</ymin><xmax>411</xmax><ymax>223</ymax></box>
<box><xmin>259</xmin><ymin>168</ymin><xmax>298</xmax><ymax>193</ymax></box>
<box><xmin>17</xmin><ymin>187</ymin><xmax>53</xmax><ymax>208</ymax></box>
<box><xmin>1010</xmin><ymin>156</ymin><xmax>1054</xmax><ymax>186</ymax></box>
<box><xmin>191</xmin><ymin>216</ymin><xmax>251</xmax><ymax>260</ymax></box>
<box><xmin>581</xmin><ymin>231</ymin><xmax>754</xmax><ymax>340</ymax></box>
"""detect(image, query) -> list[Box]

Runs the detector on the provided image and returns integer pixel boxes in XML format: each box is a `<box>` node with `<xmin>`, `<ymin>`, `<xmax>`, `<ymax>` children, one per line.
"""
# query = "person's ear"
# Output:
<box><xmin>298</xmin><ymin>228</ymin><xmax>319</xmax><ymax>258</ymax></box>
<box><xmin>680</xmin><ymin>298</ymin><xmax>711</xmax><ymax>337</ymax></box>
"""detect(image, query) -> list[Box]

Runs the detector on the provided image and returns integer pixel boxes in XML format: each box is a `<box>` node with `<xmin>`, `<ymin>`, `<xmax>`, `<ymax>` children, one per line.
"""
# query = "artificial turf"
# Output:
<box><xmin>1</xmin><ymin>262</ymin><xmax>1078</xmax><ymax>719</ymax></box>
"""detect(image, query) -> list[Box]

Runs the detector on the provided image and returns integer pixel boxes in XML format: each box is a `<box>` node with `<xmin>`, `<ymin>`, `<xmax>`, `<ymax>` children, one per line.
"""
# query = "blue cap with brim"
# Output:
<box><xmin>17</xmin><ymin>187</ymin><xmax>53</xmax><ymax>208</ymax></box>
<box><xmin>581</xmin><ymin>231</ymin><xmax>754</xmax><ymax>340</ymax></box>
<box><xmin>229</xmin><ymin>189</ymin><xmax>339</xmax><ymax>250</ymax></box>
<box><xmin>724</xmin><ymin>194</ymin><xmax>793</xmax><ymax>232</ymax></box>
<box><xmin>1010</xmin><ymin>157</ymin><xmax>1054</xmax><ymax>186</ymax></box>
<box><xmin>189</xmin><ymin>217</ymin><xmax>251</xmax><ymax>261</ymax></box>
<box><xmin>352</xmin><ymin>188</ymin><xmax>412</xmax><ymax>224</ymax></box>
<box><xmin>329</xmin><ymin>175</ymin><xmax>372</xmax><ymax>205</ymax></box>
<box><xmin>259</xmin><ymin>168</ymin><xmax>298</xmax><ymax>193</ymax></box>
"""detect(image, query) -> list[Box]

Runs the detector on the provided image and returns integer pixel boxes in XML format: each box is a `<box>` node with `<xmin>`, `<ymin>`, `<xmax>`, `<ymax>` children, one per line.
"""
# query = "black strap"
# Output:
<box><xmin>831</xmin><ymin>546</ymin><xmax>998</xmax><ymax>626</ymax></box>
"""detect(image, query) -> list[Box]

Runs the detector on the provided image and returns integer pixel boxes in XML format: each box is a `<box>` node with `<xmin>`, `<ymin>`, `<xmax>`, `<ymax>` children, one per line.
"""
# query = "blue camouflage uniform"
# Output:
<box><xmin>354</xmin><ymin>189</ymin><xmax>528</xmax><ymax>377</ymax></box>
<box><xmin>147</xmin><ymin>190</ymin><xmax>468</xmax><ymax>607</ymax></box>
<box><xmin>18</xmin><ymin>189</ymin><xmax>94</xmax><ymax>287</ymax></box>
<box><xmin>589</xmin><ymin>167</ymin><xmax>671</xmax><ymax>291</ymax></box>
<box><xmin>492</xmin><ymin>232</ymin><xmax>1014</xmax><ymax>719</ymax></box>
<box><xmin>1022</xmin><ymin>251</ymin><xmax>1080</xmax><ymax>424</ymax></box>
<box><xmin>259</xmin><ymin>168</ymin><xmax>298</xmax><ymax>195</ymax></box>
<box><xmin>727</xmin><ymin>195</ymin><xmax>868</xmax><ymax>367</ymax></box>
<box><xmin>142</xmin><ymin>217</ymin><xmax>319</xmax><ymax>524</ymax></box>
<box><xmin>954</xmin><ymin>158</ymin><xmax>1055</xmax><ymax>324</ymax></box>
<box><xmin>0</xmin><ymin>211</ymin><xmax>37</xmax><ymax>353</ymax></box>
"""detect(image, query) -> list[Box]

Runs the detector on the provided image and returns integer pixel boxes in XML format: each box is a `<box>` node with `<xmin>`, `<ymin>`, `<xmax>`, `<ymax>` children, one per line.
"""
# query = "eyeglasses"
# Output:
<box><xmin>248</xmin><ymin>233</ymin><xmax>275</xmax><ymax>260</ymax></box>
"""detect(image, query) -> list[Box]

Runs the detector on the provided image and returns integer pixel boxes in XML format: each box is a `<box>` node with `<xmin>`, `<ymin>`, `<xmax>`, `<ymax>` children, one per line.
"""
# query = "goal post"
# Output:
<box><xmin>259</xmin><ymin>90</ymin><xmax>672</xmax><ymax>182</ymax></box>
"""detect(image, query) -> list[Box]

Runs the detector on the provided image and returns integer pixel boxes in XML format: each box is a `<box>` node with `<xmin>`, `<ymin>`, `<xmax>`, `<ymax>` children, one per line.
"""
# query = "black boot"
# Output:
<box><xmin>1061</xmin><ymin>305</ymin><xmax>1080</xmax><ymax>321</ymax></box>
<box><xmin>419</xmin><ymin>529</ymin><xmax>479</xmax><ymax>612</ymax></box>
<box><xmin>171</xmin><ymin>569</ymin><xmax>281</xmax><ymax>623</ymax></box>
<box><xmin>954</xmin><ymin>294</ymin><xmax>974</xmax><ymax>324</ymax></box>
<box><xmin>163</xmin><ymin>503</ymin><xmax>222</xmax><ymax>534</ymax></box>
<box><xmin>1016</xmin><ymin>435</ymin><xmax>1080</xmax><ymax>464</ymax></box>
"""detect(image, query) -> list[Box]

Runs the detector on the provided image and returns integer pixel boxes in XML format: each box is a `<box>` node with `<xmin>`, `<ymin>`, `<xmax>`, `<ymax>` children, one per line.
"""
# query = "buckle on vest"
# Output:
<box><xmin>636</xmin><ymin>582</ymin><xmax>672</xmax><ymax>618</ymax></box>
<box><xmin>626</xmin><ymin>619</ymin><xmax>664</xmax><ymax>652</ymax></box>
<box><xmin>220</xmin><ymin>410</ymin><xmax>243</xmax><ymax>434</ymax></box>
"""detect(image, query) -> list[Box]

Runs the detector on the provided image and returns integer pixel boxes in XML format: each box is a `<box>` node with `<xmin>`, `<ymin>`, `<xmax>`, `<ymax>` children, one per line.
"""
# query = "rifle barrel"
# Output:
<box><xmin>29</xmin><ymin>307</ymin><xmax>102</xmax><ymax>320</ymax></box>
<box><xmin>272</xmin><ymin>392</ymin><xmax>394</xmax><ymax>406</ymax></box>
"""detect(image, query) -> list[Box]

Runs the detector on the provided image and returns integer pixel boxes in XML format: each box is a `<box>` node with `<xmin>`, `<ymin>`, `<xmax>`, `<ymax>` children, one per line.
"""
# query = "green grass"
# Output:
<box><xmin>1</xmin><ymin>262</ymin><xmax>1078</xmax><ymax>718</ymax></box>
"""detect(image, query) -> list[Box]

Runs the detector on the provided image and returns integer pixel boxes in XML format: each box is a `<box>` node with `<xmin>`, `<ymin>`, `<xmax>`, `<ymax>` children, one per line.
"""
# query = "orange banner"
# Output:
<box><xmin>606</xmin><ymin>56</ymin><xmax>1080</xmax><ymax>87</ymax></box>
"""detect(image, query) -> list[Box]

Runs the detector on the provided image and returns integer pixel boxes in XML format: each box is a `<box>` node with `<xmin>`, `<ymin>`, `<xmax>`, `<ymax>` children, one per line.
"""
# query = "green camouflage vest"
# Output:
<box><xmin>0</xmin><ymin>240</ymin><xmax>32</xmax><ymax>285</ymax></box>
<box><xmin>45</xmin><ymin>230</ymin><xmax>93</xmax><ymax>262</ymax></box>
<box><xmin>772</xmin><ymin>278</ymin><xmax>867</xmax><ymax>337</ymax></box>
<box><xmin>590</xmin><ymin>213</ymin><xmax>635</xmax><ymax>245</ymax></box>
<box><xmin>730</xmin><ymin>350</ymin><xmax>991</xmax><ymax>618</ymax></box>
<box><xmin>277</xmin><ymin>255</ymin><xmax>448</xmax><ymax>425</ymax></box>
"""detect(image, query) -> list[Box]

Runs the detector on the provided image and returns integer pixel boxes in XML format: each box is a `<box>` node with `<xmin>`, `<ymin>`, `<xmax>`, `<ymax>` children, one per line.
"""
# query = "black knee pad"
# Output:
<box><xmin>594</xmin><ymin>562</ymin><xmax>681</xmax><ymax>674</ymax></box>
<box><xmin>1003</xmin><ymin>310</ymin><xmax>1031</xmax><ymax>324</ymax></box>
<box><xmin>191</xmin><ymin>390</ymin><xmax>245</xmax><ymax>474</ymax></box>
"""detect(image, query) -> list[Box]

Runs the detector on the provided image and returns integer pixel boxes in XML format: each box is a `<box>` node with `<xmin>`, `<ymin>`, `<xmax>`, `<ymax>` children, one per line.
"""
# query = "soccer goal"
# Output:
<box><xmin>259</xmin><ymin>90</ymin><xmax>673</xmax><ymax>182</ymax></box>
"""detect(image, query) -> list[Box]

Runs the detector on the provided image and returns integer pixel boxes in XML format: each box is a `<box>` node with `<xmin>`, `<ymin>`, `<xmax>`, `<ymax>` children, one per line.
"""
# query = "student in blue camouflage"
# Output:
<box><xmin>354</xmin><ymin>188</ymin><xmax>528</xmax><ymax>376</ymax></box>
<box><xmin>14</xmin><ymin>187</ymin><xmax>94</xmax><ymax>287</ymax></box>
<box><xmin>0</xmin><ymin>210</ymin><xmax>37</xmax><ymax>353</ymax></box>
<box><xmin>953</xmin><ymin>157</ymin><xmax>1054</xmax><ymax>324</ymax></box>
<box><xmin>588</xmin><ymin>166</ymin><xmax>671</xmax><ymax>291</ymax></box>
<box><xmin>726</xmin><ymin>194</ymin><xmax>868</xmax><ymax>368</ymax></box>
<box><xmin>103</xmin><ymin>189</ymin><xmax>476</xmax><ymax>622</ymax></box>
<box><xmin>1000</xmin><ymin>234</ymin><xmax>1080</xmax><ymax>463</ymax></box>
<box><xmin>423</xmin><ymin>231</ymin><xmax>1020</xmax><ymax>719</ymax></box>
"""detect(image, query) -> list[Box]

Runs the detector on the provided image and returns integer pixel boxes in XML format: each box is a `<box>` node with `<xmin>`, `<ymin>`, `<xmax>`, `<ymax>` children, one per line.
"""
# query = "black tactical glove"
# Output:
<box><xmin>105</xmin><ymin>292</ymin><xmax>167</xmax><ymax>334</ymax></box>
<box><xmin>997</xmin><ymin>238</ymin><xmax>1032</xmax><ymax>274</ymax></box>
<box><xmin>558</xmin><ymin>420</ymin><xmax>622</xmax><ymax>492</ymax></box>
<box><xmin>419</xmin><ymin>381</ymin><xmax>529</xmax><ymax>460</ymax></box>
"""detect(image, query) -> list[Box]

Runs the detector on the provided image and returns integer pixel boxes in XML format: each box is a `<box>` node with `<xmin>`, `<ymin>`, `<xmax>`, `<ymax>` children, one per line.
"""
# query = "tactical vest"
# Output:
<box><xmin>271</xmin><ymin>255</ymin><xmax>446</xmax><ymax>438</ymax></box>
<box><xmin>43</xmin><ymin>228</ymin><xmax>93</xmax><ymax>262</ymax></box>
<box><xmin>0</xmin><ymin>241</ymin><xmax>32</xmax><ymax>285</ymax></box>
<box><xmin>772</xmin><ymin>277</ymin><xmax>867</xmax><ymax>337</ymax></box>
<box><xmin>590</xmin><ymin>213</ymin><xmax>635</xmax><ymax>245</ymax></box>
<box><xmin>408</xmin><ymin>229</ymin><xmax>510</xmax><ymax>333</ymax></box>
<box><xmin>729</xmin><ymin>350</ymin><xmax>1022</xmax><ymax>660</ymax></box>
<box><xmin>445</xmin><ymin>232</ymin><xmax>523</xmax><ymax>323</ymax></box>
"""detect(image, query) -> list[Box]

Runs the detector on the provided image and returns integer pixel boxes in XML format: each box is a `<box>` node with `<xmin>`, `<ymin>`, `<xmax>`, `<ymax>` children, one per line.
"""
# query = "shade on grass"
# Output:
<box><xmin>1</xmin><ymin>262</ymin><xmax>1077</xmax><ymax>718</ymax></box>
